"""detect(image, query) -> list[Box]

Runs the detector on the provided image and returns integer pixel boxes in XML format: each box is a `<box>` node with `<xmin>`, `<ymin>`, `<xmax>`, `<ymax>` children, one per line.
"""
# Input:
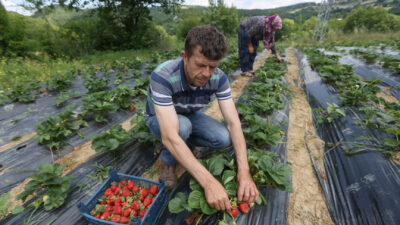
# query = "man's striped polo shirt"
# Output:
<box><xmin>145</xmin><ymin>58</ymin><xmax>232</xmax><ymax>116</ymax></box>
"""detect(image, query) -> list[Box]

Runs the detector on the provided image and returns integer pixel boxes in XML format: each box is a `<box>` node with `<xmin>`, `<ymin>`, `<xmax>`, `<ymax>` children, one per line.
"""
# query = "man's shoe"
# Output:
<box><xmin>160</xmin><ymin>162</ymin><xmax>177</xmax><ymax>189</ymax></box>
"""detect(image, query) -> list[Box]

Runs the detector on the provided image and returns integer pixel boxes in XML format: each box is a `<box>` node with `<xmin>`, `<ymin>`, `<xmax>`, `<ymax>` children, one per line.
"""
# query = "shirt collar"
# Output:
<box><xmin>179</xmin><ymin>59</ymin><xmax>190</xmax><ymax>91</ymax></box>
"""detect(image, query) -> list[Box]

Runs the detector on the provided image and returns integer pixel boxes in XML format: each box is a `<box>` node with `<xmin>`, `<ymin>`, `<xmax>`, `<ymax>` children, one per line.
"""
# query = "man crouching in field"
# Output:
<box><xmin>145</xmin><ymin>25</ymin><xmax>258</xmax><ymax>211</ymax></box>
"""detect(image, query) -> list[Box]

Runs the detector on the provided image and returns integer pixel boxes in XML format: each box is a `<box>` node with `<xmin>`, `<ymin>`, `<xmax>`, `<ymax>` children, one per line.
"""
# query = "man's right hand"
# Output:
<box><xmin>204</xmin><ymin>178</ymin><xmax>231</xmax><ymax>211</ymax></box>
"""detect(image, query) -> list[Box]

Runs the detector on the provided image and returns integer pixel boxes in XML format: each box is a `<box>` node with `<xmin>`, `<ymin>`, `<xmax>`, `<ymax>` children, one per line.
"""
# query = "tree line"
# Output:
<box><xmin>1</xmin><ymin>0</ymin><xmax>400</xmax><ymax>60</ymax></box>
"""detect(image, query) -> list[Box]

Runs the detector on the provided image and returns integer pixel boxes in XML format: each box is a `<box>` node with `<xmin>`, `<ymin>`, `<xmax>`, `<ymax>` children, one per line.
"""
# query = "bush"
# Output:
<box><xmin>343</xmin><ymin>7</ymin><xmax>400</xmax><ymax>33</ymax></box>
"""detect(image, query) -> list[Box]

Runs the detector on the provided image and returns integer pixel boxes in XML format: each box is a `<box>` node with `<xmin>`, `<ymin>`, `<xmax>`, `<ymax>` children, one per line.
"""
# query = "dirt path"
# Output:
<box><xmin>286</xmin><ymin>48</ymin><xmax>335</xmax><ymax>225</ymax></box>
<box><xmin>142</xmin><ymin>52</ymin><xmax>270</xmax><ymax>180</ymax></box>
<box><xmin>0</xmin><ymin>132</ymin><xmax>36</xmax><ymax>153</ymax></box>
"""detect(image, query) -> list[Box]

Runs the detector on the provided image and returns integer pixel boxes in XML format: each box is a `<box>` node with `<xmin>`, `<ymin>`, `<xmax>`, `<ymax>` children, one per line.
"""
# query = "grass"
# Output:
<box><xmin>0</xmin><ymin>57</ymin><xmax>82</xmax><ymax>92</ymax></box>
<box><xmin>0</xmin><ymin>36</ymin><xmax>184</xmax><ymax>92</ymax></box>
<box><xmin>295</xmin><ymin>30</ymin><xmax>400</xmax><ymax>47</ymax></box>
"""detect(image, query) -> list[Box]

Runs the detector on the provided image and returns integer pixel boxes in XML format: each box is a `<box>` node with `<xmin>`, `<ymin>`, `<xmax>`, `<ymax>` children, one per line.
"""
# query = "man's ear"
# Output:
<box><xmin>181</xmin><ymin>51</ymin><xmax>186</xmax><ymax>59</ymax></box>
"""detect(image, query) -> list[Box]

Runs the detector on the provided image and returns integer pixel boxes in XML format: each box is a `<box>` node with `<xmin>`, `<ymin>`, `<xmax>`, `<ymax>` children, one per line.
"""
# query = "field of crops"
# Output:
<box><xmin>0</xmin><ymin>39</ymin><xmax>399</xmax><ymax>225</ymax></box>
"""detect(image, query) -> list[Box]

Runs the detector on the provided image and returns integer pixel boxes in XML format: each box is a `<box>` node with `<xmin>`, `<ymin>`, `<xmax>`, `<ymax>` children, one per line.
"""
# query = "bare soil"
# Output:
<box><xmin>286</xmin><ymin>48</ymin><xmax>334</xmax><ymax>225</ymax></box>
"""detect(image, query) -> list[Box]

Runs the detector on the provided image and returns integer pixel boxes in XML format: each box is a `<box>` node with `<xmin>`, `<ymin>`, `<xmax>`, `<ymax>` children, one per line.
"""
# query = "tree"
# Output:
<box><xmin>177</xmin><ymin>15</ymin><xmax>203</xmax><ymax>40</ymax></box>
<box><xmin>201</xmin><ymin>0</ymin><xmax>239</xmax><ymax>36</ymax></box>
<box><xmin>22</xmin><ymin>0</ymin><xmax>183</xmax><ymax>50</ymax></box>
<box><xmin>343</xmin><ymin>7</ymin><xmax>400</xmax><ymax>33</ymax></box>
<box><xmin>275</xmin><ymin>18</ymin><xmax>299</xmax><ymax>41</ymax></box>
<box><xmin>0</xmin><ymin>2</ymin><xmax>10</xmax><ymax>55</ymax></box>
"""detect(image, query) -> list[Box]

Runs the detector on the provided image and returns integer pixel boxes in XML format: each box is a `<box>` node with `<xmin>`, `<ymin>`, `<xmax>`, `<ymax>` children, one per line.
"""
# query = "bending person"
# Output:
<box><xmin>238</xmin><ymin>14</ymin><xmax>283</xmax><ymax>77</ymax></box>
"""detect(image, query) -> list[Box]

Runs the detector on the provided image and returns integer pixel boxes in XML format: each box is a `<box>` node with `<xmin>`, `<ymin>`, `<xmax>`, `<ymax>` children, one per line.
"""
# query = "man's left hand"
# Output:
<box><xmin>237</xmin><ymin>169</ymin><xmax>259</xmax><ymax>203</ymax></box>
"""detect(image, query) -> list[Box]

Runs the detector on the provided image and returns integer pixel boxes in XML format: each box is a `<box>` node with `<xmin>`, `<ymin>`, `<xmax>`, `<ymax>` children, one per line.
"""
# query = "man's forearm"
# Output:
<box><xmin>162</xmin><ymin>134</ymin><xmax>216</xmax><ymax>188</ymax></box>
<box><xmin>227</xmin><ymin>123</ymin><xmax>249</xmax><ymax>172</ymax></box>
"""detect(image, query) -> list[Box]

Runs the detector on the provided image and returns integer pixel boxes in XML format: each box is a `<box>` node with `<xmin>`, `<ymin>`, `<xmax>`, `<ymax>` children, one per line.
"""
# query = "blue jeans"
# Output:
<box><xmin>238</xmin><ymin>24</ymin><xmax>259</xmax><ymax>72</ymax></box>
<box><xmin>146</xmin><ymin>111</ymin><xmax>232</xmax><ymax>165</ymax></box>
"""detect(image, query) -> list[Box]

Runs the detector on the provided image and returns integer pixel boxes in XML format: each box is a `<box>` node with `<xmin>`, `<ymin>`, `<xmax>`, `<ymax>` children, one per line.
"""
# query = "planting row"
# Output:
<box><xmin>296</xmin><ymin>47</ymin><xmax>400</xmax><ymax>224</ymax></box>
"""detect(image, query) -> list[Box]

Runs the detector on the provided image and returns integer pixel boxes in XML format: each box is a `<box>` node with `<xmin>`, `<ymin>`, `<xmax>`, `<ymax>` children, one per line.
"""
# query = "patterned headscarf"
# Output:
<box><xmin>263</xmin><ymin>14</ymin><xmax>282</xmax><ymax>50</ymax></box>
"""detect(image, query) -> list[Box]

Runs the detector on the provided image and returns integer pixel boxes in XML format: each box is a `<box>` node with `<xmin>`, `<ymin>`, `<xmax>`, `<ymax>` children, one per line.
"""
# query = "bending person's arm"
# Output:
<box><xmin>271</xmin><ymin>40</ymin><xmax>282</xmax><ymax>63</ymax></box>
<box><xmin>154</xmin><ymin>105</ymin><xmax>231</xmax><ymax>211</ymax></box>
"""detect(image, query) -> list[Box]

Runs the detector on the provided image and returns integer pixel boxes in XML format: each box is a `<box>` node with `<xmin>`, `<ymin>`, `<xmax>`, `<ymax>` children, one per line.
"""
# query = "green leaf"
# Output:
<box><xmin>0</xmin><ymin>193</ymin><xmax>10</xmax><ymax>208</ymax></box>
<box><xmin>188</xmin><ymin>190</ymin><xmax>202</xmax><ymax>209</ymax></box>
<box><xmin>199</xmin><ymin>194</ymin><xmax>217</xmax><ymax>215</ymax></box>
<box><xmin>168</xmin><ymin>192</ymin><xmax>187</xmax><ymax>214</ymax></box>
<box><xmin>222</xmin><ymin>170</ymin><xmax>236</xmax><ymax>186</ymax></box>
<box><xmin>189</xmin><ymin>178</ymin><xmax>202</xmax><ymax>191</ymax></box>
<box><xmin>106</xmin><ymin>138</ymin><xmax>119</xmax><ymax>151</ymax></box>
<box><xmin>11</xmin><ymin>205</ymin><xmax>24</xmax><ymax>214</ymax></box>
<box><xmin>207</xmin><ymin>154</ymin><xmax>226</xmax><ymax>176</ymax></box>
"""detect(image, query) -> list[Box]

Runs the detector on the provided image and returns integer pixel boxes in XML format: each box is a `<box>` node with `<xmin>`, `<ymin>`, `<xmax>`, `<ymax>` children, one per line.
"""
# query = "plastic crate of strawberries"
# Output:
<box><xmin>77</xmin><ymin>168</ymin><xmax>167</xmax><ymax>225</ymax></box>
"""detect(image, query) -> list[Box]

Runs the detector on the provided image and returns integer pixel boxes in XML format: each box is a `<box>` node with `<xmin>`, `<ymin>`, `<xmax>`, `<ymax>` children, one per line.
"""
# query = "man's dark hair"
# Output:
<box><xmin>185</xmin><ymin>25</ymin><xmax>228</xmax><ymax>60</ymax></box>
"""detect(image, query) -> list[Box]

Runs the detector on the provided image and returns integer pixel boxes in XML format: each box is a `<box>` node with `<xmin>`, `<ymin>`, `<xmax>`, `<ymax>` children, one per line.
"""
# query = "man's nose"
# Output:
<box><xmin>202</xmin><ymin>66</ymin><xmax>212</xmax><ymax>77</ymax></box>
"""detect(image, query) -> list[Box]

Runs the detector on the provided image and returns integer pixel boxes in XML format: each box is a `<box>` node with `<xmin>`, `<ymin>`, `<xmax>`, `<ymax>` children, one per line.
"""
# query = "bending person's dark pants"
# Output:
<box><xmin>238</xmin><ymin>24</ymin><xmax>259</xmax><ymax>72</ymax></box>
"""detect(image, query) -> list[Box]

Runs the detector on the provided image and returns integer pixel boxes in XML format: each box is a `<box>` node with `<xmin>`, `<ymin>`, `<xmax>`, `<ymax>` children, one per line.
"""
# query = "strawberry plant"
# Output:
<box><xmin>380</xmin><ymin>56</ymin><xmax>400</xmax><ymax>74</ymax></box>
<box><xmin>242</xmin><ymin>114</ymin><xmax>283</xmax><ymax>147</ymax></box>
<box><xmin>218</xmin><ymin>53</ymin><xmax>240</xmax><ymax>75</ymax></box>
<box><xmin>130</xmin><ymin>104</ymin><xmax>160</xmax><ymax>147</ymax></box>
<box><xmin>0</xmin><ymin>193</ymin><xmax>24</xmax><ymax>221</ymax></box>
<box><xmin>0</xmin><ymin>91</ymin><xmax>7</xmax><ymax>105</ymax></box>
<box><xmin>55</xmin><ymin>89</ymin><xmax>80</xmax><ymax>107</ymax></box>
<box><xmin>46</xmin><ymin>72</ymin><xmax>75</xmax><ymax>92</ymax></box>
<box><xmin>350</xmin><ymin>49</ymin><xmax>381</xmax><ymax>64</ymax></box>
<box><xmin>132</xmin><ymin>76</ymin><xmax>150</xmax><ymax>97</ymax></box>
<box><xmin>35</xmin><ymin>105</ymin><xmax>87</xmax><ymax>162</ymax></box>
<box><xmin>168</xmin><ymin>149</ymin><xmax>292</xmax><ymax>221</ymax></box>
<box><xmin>313</xmin><ymin>103</ymin><xmax>346</xmax><ymax>123</ymax></box>
<box><xmin>111</xmin><ymin>84</ymin><xmax>136</xmax><ymax>109</ymax></box>
<box><xmin>338</xmin><ymin>79</ymin><xmax>380</xmax><ymax>106</ymax></box>
<box><xmin>90</xmin><ymin>124</ymin><xmax>131</xmax><ymax>153</ymax></box>
<box><xmin>7</xmin><ymin>80</ymin><xmax>41</xmax><ymax>102</ymax></box>
<box><xmin>82</xmin><ymin>91</ymin><xmax>119</xmax><ymax>123</ymax></box>
<box><xmin>84</xmin><ymin>77</ymin><xmax>109</xmax><ymax>93</ymax></box>
<box><xmin>17</xmin><ymin>163</ymin><xmax>72</xmax><ymax>211</ymax></box>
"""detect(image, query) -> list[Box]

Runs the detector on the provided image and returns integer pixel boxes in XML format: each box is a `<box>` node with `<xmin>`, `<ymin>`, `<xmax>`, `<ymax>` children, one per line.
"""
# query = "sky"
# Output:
<box><xmin>1</xmin><ymin>0</ymin><xmax>320</xmax><ymax>16</ymax></box>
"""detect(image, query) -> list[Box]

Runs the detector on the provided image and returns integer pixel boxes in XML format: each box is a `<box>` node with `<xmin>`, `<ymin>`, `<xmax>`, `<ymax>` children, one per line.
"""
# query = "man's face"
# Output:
<box><xmin>181</xmin><ymin>46</ymin><xmax>220</xmax><ymax>87</ymax></box>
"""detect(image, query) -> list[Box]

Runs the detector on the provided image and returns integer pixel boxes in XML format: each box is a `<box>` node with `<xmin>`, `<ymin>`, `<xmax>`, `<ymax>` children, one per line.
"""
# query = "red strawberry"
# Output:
<box><xmin>129</xmin><ymin>105</ymin><xmax>135</xmax><ymax>112</ymax></box>
<box><xmin>111</xmin><ymin>184</ymin><xmax>117</xmax><ymax>192</ymax></box>
<box><xmin>121</xmin><ymin>180</ymin><xmax>127</xmax><ymax>186</ymax></box>
<box><xmin>101</xmin><ymin>211</ymin><xmax>110</xmax><ymax>220</ymax></box>
<box><xmin>127</xmin><ymin>180</ymin><xmax>135</xmax><ymax>189</ymax></box>
<box><xmin>138</xmin><ymin>195</ymin><xmax>144</xmax><ymax>201</ymax></box>
<box><xmin>150</xmin><ymin>185</ymin><xmax>158</xmax><ymax>195</ymax></box>
<box><xmin>239</xmin><ymin>202</ymin><xmax>249</xmax><ymax>213</ymax></box>
<box><xmin>120</xmin><ymin>216</ymin><xmax>130</xmax><ymax>224</ymax></box>
<box><xmin>123</xmin><ymin>208</ymin><xmax>132</xmax><ymax>217</ymax></box>
<box><xmin>143</xmin><ymin>197</ymin><xmax>152</xmax><ymax>207</ymax></box>
<box><xmin>105</xmin><ymin>188</ymin><xmax>113</xmax><ymax>197</ymax></box>
<box><xmin>131</xmin><ymin>201</ymin><xmax>140</xmax><ymax>211</ymax></box>
<box><xmin>122</xmin><ymin>189</ymin><xmax>131</xmax><ymax>198</ymax></box>
<box><xmin>113</xmin><ymin>205</ymin><xmax>122</xmax><ymax>215</ymax></box>
<box><xmin>141</xmin><ymin>189</ymin><xmax>149</xmax><ymax>198</ymax></box>
<box><xmin>132</xmin><ymin>185</ymin><xmax>140</xmax><ymax>192</ymax></box>
<box><xmin>230</xmin><ymin>206</ymin><xmax>238</xmax><ymax>217</ymax></box>
<box><xmin>107</xmin><ymin>198</ymin><xmax>115</xmax><ymax>206</ymax></box>
<box><xmin>111</xmin><ymin>215</ymin><xmax>120</xmax><ymax>223</ymax></box>
<box><xmin>95</xmin><ymin>213</ymin><xmax>101</xmax><ymax>219</ymax></box>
